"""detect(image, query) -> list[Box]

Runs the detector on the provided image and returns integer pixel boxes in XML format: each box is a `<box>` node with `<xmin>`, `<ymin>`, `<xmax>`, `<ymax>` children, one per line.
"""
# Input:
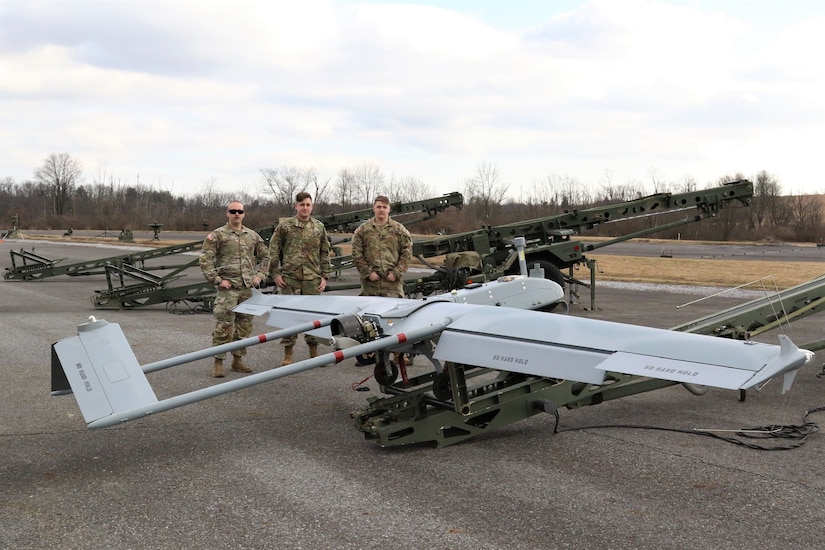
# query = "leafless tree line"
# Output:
<box><xmin>1</xmin><ymin>154</ymin><xmax>822</xmax><ymax>243</ymax></box>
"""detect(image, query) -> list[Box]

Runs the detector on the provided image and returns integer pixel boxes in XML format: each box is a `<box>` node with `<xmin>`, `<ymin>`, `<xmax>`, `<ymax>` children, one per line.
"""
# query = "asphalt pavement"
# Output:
<box><xmin>586</xmin><ymin>239</ymin><xmax>824</xmax><ymax>262</ymax></box>
<box><xmin>2</xmin><ymin>238</ymin><xmax>824</xmax><ymax>549</ymax></box>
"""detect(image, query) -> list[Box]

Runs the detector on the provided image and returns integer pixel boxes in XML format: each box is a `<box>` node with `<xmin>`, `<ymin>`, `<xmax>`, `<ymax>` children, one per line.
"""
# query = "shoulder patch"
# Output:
<box><xmin>206</xmin><ymin>233</ymin><xmax>215</xmax><ymax>241</ymax></box>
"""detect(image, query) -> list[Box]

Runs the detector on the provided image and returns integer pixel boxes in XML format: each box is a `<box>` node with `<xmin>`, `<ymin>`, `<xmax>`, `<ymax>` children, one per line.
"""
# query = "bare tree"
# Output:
<box><xmin>750</xmin><ymin>170</ymin><xmax>782</xmax><ymax>233</ymax></box>
<box><xmin>199</xmin><ymin>176</ymin><xmax>226</xmax><ymax>209</ymax></box>
<box><xmin>304</xmin><ymin>168</ymin><xmax>333</xmax><ymax>214</ymax></box>
<box><xmin>598</xmin><ymin>180</ymin><xmax>642</xmax><ymax>204</ymax></box>
<box><xmin>260</xmin><ymin>166</ymin><xmax>303</xmax><ymax>214</ymax></box>
<box><xmin>0</xmin><ymin>176</ymin><xmax>13</xmax><ymax>195</ymax></box>
<box><xmin>598</xmin><ymin>171</ymin><xmax>644</xmax><ymax>203</ymax></box>
<box><xmin>517</xmin><ymin>178</ymin><xmax>558</xmax><ymax>220</ymax></box>
<box><xmin>528</xmin><ymin>176</ymin><xmax>560</xmax><ymax>210</ymax></box>
<box><xmin>553</xmin><ymin>174</ymin><xmax>591</xmax><ymax>211</ymax></box>
<box><xmin>351</xmin><ymin>162</ymin><xmax>384</xmax><ymax>204</ymax></box>
<box><xmin>787</xmin><ymin>191</ymin><xmax>823</xmax><ymax>240</ymax></box>
<box><xmin>334</xmin><ymin>167</ymin><xmax>357</xmax><ymax>209</ymax></box>
<box><xmin>386</xmin><ymin>175</ymin><xmax>432</xmax><ymax>203</ymax></box>
<box><xmin>260</xmin><ymin>166</ymin><xmax>327</xmax><ymax>215</ymax></box>
<box><xmin>464</xmin><ymin>162</ymin><xmax>510</xmax><ymax>225</ymax></box>
<box><xmin>647</xmin><ymin>167</ymin><xmax>667</xmax><ymax>194</ymax></box>
<box><xmin>676</xmin><ymin>175</ymin><xmax>698</xmax><ymax>194</ymax></box>
<box><xmin>0</xmin><ymin>176</ymin><xmax>14</xmax><ymax>222</ymax></box>
<box><xmin>34</xmin><ymin>153</ymin><xmax>82</xmax><ymax>215</ymax></box>
<box><xmin>707</xmin><ymin>173</ymin><xmax>749</xmax><ymax>241</ymax></box>
<box><xmin>520</xmin><ymin>174</ymin><xmax>594</xmax><ymax>222</ymax></box>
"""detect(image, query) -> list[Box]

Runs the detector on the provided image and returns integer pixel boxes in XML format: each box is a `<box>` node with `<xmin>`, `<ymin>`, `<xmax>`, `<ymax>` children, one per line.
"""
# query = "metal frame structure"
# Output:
<box><xmin>405</xmin><ymin>180</ymin><xmax>755</xmax><ymax>305</ymax></box>
<box><xmin>353</xmin><ymin>274</ymin><xmax>825</xmax><ymax>447</ymax></box>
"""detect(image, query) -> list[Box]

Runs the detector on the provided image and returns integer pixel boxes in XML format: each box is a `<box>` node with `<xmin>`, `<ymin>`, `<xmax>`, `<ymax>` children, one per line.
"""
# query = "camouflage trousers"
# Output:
<box><xmin>359</xmin><ymin>278</ymin><xmax>404</xmax><ymax>298</ymax></box>
<box><xmin>279</xmin><ymin>277</ymin><xmax>323</xmax><ymax>347</ymax></box>
<box><xmin>211</xmin><ymin>286</ymin><xmax>254</xmax><ymax>359</ymax></box>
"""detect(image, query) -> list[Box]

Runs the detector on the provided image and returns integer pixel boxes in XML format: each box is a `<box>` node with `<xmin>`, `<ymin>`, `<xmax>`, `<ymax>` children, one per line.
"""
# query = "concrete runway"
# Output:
<box><xmin>2</xmin><ymin>239</ymin><xmax>824</xmax><ymax>549</ymax></box>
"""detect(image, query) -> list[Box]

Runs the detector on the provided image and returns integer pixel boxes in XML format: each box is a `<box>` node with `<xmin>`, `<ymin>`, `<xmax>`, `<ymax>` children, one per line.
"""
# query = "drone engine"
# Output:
<box><xmin>330</xmin><ymin>314</ymin><xmax>382</xmax><ymax>346</ymax></box>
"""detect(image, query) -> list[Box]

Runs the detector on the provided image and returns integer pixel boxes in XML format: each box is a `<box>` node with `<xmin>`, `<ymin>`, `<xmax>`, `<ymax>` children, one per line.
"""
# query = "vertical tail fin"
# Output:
<box><xmin>744</xmin><ymin>334</ymin><xmax>814</xmax><ymax>394</ymax></box>
<box><xmin>53</xmin><ymin>317</ymin><xmax>157</xmax><ymax>426</ymax></box>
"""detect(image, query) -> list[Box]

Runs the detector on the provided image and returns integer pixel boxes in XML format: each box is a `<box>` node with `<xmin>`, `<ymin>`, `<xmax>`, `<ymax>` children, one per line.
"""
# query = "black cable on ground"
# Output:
<box><xmin>556</xmin><ymin>406</ymin><xmax>825</xmax><ymax>451</ymax></box>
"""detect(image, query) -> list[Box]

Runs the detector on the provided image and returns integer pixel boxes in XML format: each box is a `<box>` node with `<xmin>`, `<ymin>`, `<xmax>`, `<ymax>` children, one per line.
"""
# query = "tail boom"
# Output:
<box><xmin>54</xmin><ymin>314</ymin><xmax>451</xmax><ymax>429</ymax></box>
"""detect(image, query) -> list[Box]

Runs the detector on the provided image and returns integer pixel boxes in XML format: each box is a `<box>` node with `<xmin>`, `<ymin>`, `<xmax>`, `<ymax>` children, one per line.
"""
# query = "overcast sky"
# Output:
<box><xmin>2</xmin><ymin>0</ymin><xmax>824</xmax><ymax>199</ymax></box>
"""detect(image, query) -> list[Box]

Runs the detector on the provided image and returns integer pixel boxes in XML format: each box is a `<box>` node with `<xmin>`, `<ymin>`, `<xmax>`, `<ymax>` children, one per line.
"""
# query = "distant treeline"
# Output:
<box><xmin>2</xmin><ymin>157</ymin><xmax>823</xmax><ymax>242</ymax></box>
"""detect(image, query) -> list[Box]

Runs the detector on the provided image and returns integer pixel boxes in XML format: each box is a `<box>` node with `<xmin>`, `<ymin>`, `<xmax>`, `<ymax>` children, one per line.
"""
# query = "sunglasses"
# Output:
<box><xmin>227</xmin><ymin>209</ymin><xmax>244</xmax><ymax>215</ymax></box>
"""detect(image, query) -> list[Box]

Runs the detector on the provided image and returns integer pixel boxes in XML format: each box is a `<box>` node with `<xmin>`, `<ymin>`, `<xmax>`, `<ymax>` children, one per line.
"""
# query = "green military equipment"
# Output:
<box><xmin>3</xmin><ymin>193</ymin><xmax>464</xmax><ymax>310</ymax></box>
<box><xmin>352</xmin><ymin>274</ymin><xmax>825</xmax><ymax>447</ymax></box>
<box><xmin>404</xmin><ymin>180</ymin><xmax>755</xmax><ymax>309</ymax></box>
<box><xmin>50</xmin><ymin>270</ymin><xmax>824</xmax><ymax>447</ymax></box>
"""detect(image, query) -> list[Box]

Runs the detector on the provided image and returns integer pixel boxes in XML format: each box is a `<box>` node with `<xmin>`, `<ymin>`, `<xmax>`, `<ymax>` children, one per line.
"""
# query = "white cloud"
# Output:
<box><xmin>0</xmin><ymin>0</ymin><xmax>823</xmax><ymax>196</ymax></box>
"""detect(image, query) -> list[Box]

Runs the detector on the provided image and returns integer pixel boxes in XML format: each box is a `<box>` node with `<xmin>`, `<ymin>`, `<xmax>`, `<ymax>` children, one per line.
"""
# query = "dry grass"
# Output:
<box><xmin>585</xmin><ymin>254</ymin><xmax>824</xmax><ymax>290</ymax></box>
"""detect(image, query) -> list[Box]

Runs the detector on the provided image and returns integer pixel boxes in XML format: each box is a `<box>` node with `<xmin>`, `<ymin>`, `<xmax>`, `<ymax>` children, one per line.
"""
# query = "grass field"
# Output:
<box><xmin>579</xmin><ymin>254</ymin><xmax>824</xmax><ymax>290</ymax></box>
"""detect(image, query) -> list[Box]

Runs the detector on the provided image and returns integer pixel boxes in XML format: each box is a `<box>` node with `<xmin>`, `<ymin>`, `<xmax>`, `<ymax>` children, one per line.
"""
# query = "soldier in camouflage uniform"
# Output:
<box><xmin>199</xmin><ymin>201</ymin><xmax>269</xmax><ymax>378</ymax></box>
<box><xmin>352</xmin><ymin>195</ymin><xmax>412</xmax><ymax>298</ymax></box>
<box><xmin>269</xmin><ymin>192</ymin><xmax>332</xmax><ymax>366</ymax></box>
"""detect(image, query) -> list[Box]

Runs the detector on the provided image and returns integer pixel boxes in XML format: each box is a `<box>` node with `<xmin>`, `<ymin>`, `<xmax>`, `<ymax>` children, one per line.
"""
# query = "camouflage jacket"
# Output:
<box><xmin>199</xmin><ymin>224</ymin><xmax>269</xmax><ymax>288</ymax></box>
<box><xmin>351</xmin><ymin>217</ymin><xmax>412</xmax><ymax>280</ymax></box>
<box><xmin>268</xmin><ymin>216</ymin><xmax>331</xmax><ymax>281</ymax></box>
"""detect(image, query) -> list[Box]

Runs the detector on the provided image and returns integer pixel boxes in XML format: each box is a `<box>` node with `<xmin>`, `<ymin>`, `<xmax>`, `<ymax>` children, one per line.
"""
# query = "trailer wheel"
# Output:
<box><xmin>433</xmin><ymin>372</ymin><xmax>452</xmax><ymax>401</ymax></box>
<box><xmin>374</xmin><ymin>360</ymin><xmax>398</xmax><ymax>386</ymax></box>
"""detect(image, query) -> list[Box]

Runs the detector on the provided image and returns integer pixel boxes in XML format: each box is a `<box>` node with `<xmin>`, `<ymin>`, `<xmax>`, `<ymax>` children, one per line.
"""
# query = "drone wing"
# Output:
<box><xmin>431</xmin><ymin>306</ymin><xmax>813</xmax><ymax>393</ymax></box>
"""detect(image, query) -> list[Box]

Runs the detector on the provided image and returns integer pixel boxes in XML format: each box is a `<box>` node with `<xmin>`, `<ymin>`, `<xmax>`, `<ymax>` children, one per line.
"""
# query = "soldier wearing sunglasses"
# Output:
<box><xmin>199</xmin><ymin>201</ymin><xmax>270</xmax><ymax>378</ymax></box>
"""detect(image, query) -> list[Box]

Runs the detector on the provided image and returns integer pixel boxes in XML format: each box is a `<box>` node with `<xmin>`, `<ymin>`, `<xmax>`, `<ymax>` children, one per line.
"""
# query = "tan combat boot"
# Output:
<box><xmin>308</xmin><ymin>343</ymin><xmax>319</xmax><ymax>358</ymax></box>
<box><xmin>281</xmin><ymin>345</ymin><xmax>294</xmax><ymax>366</ymax></box>
<box><xmin>211</xmin><ymin>358</ymin><xmax>225</xmax><ymax>378</ymax></box>
<box><xmin>231</xmin><ymin>355</ymin><xmax>253</xmax><ymax>373</ymax></box>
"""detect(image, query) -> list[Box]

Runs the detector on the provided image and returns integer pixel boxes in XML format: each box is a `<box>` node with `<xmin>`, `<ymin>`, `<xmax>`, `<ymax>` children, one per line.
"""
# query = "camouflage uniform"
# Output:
<box><xmin>352</xmin><ymin>218</ymin><xmax>412</xmax><ymax>297</ymax></box>
<box><xmin>199</xmin><ymin>224</ymin><xmax>269</xmax><ymax>359</ymax></box>
<box><xmin>269</xmin><ymin>216</ymin><xmax>332</xmax><ymax>346</ymax></box>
